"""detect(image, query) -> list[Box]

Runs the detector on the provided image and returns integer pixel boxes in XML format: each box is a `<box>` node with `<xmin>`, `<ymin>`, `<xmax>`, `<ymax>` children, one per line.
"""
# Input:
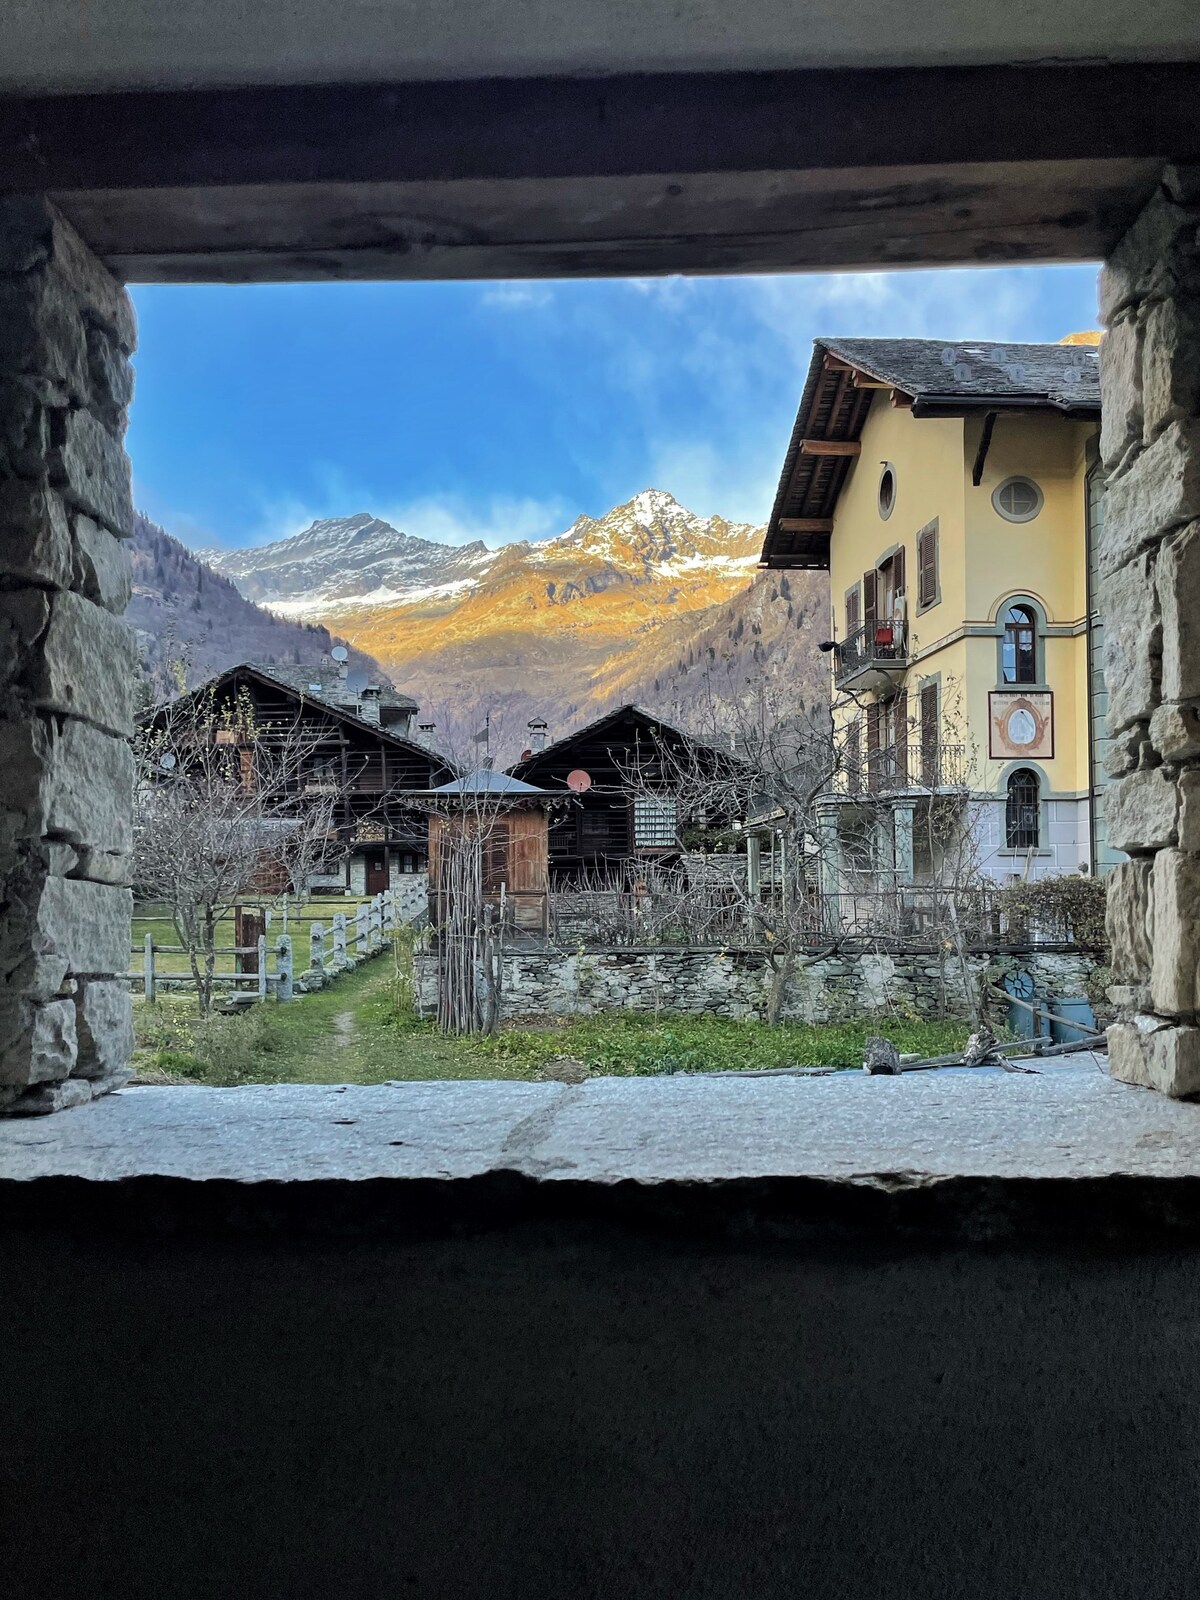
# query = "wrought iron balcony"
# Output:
<box><xmin>838</xmin><ymin>742</ymin><xmax>968</xmax><ymax>797</ymax></box>
<box><xmin>835</xmin><ymin>620</ymin><xmax>908</xmax><ymax>692</ymax></box>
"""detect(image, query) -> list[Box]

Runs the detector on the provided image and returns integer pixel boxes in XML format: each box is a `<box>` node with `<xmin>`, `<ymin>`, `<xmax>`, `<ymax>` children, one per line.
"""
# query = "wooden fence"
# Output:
<box><xmin>131</xmin><ymin>889</ymin><xmax>398</xmax><ymax>1001</ymax></box>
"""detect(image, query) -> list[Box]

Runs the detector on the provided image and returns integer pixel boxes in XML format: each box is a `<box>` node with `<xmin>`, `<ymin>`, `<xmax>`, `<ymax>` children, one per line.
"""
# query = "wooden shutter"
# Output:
<box><xmin>862</xmin><ymin>569</ymin><xmax>877</xmax><ymax>632</ymax></box>
<box><xmin>893</xmin><ymin>543</ymin><xmax>906</xmax><ymax>599</ymax></box>
<box><xmin>920</xmin><ymin>682</ymin><xmax>939</xmax><ymax>785</ymax></box>
<box><xmin>893</xmin><ymin>689</ymin><xmax>908</xmax><ymax>784</ymax></box>
<box><xmin>846</xmin><ymin>719</ymin><xmax>862</xmax><ymax>795</ymax></box>
<box><xmin>918</xmin><ymin>521</ymin><xmax>938</xmax><ymax>608</ymax></box>
<box><xmin>866</xmin><ymin>702</ymin><xmax>881</xmax><ymax>791</ymax></box>
<box><xmin>845</xmin><ymin>585</ymin><xmax>861</xmax><ymax>640</ymax></box>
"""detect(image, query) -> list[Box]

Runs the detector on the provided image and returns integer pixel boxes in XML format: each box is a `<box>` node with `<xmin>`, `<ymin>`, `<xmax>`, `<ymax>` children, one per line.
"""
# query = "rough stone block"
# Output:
<box><xmin>73</xmin><ymin>979</ymin><xmax>134</xmax><ymax>1080</ymax></box>
<box><xmin>73</xmin><ymin>514</ymin><xmax>133</xmax><ymax>612</ymax></box>
<box><xmin>0</xmin><ymin>872</ymin><xmax>131</xmax><ymax>989</ymax></box>
<box><xmin>0</xmin><ymin>271</ymin><xmax>89</xmax><ymax>407</ymax></box>
<box><xmin>1103</xmin><ymin>726</ymin><xmax>1151</xmax><ymax>777</ymax></box>
<box><xmin>0</xmin><ymin>378</ymin><xmax>50</xmax><ymax>479</ymax></box>
<box><xmin>1100</xmin><ymin>189</ymin><xmax>1200</xmax><ymax>324</ymax></box>
<box><xmin>47</xmin><ymin>209</ymin><xmax>137</xmax><ymax>354</ymax></box>
<box><xmin>1100</xmin><ymin>421</ymin><xmax>1200</xmax><ymax>576</ymax></box>
<box><xmin>0</xmin><ymin>713</ymin><xmax>132</xmax><ymax>858</ymax></box>
<box><xmin>47</xmin><ymin>406</ymin><xmax>133</xmax><ymax>537</ymax></box>
<box><xmin>0</xmin><ymin>479</ymin><xmax>73</xmax><ymax>589</ymax></box>
<box><xmin>1150</xmin><ymin>701</ymin><xmax>1200</xmax><ymax>762</ymax></box>
<box><xmin>1110</xmin><ymin>1018</ymin><xmax>1200</xmax><ymax>1098</ymax></box>
<box><xmin>3</xmin><ymin>1076</ymin><xmax>95</xmax><ymax>1116</ymax></box>
<box><xmin>1179</xmin><ymin>770</ymin><xmax>1200</xmax><ymax>853</ymax></box>
<box><xmin>85</xmin><ymin>321</ymin><xmax>135</xmax><ymax>423</ymax></box>
<box><xmin>1142</xmin><ymin>297</ymin><xmax>1200</xmax><ymax>442</ymax></box>
<box><xmin>1099</xmin><ymin>316</ymin><xmax>1144</xmax><ymax>470</ymax></box>
<box><xmin>1149</xmin><ymin>848</ymin><xmax>1200</xmax><ymax>1015</ymax></box>
<box><xmin>1158</xmin><ymin>521</ymin><xmax>1200</xmax><ymax>702</ymax></box>
<box><xmin>13</xmin><ymin>589</ymin><xmax>137</xmax><ymax>737</ymax></box>
<box><xmin>1099</xmin><ymin>552</ymin><xmax>1161</xmax><ymax>731</ymax></box>
<box><xmin>0</xmin><ymin>194</ymin><xmax>58</xmax><ymax>274</ymax></box>
<box><xmin>1105</xmin><ymin>767</ymin><xmax>1178</xmax><ymax>853</ymax></box>
<box><xmin>0</xmin><ymin>996</ymin><xmax>77</xmax><ymax>1089</ymax></box>
<box><xmin>1106</xmin><ymin>858</ymin><xmax>1153</xmax><ymax>983</ymax></box>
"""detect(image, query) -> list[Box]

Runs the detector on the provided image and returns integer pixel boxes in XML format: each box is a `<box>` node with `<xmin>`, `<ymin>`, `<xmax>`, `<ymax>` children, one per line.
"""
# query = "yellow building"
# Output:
<box><xmin>761</xmin><ymin>337</ymin><xmax>1114</xmax><ymax>891</ymax></box>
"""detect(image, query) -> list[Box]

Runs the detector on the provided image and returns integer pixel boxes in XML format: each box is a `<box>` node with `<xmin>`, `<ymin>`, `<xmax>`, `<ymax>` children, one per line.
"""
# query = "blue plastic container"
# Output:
<box><xmin>1049</xmin><ymin>995</ymin><xmax>1096</xmax><ymax>1044</ymax></box>
<box><xmin>1003</xmin><ymin>970</ymin><xmax>1052</xmax><ymax>1040</ymax></box>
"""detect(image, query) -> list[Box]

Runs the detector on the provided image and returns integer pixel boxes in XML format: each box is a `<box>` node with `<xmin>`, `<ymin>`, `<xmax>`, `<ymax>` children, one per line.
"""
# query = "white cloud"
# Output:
<box><xmin>479</xmin><ymin>284</ymin><xmax>554</xmax><ymax>311</ymax></box>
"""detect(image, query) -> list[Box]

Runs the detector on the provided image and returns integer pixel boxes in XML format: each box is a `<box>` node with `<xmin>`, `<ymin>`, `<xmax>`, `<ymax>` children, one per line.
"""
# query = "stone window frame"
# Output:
<box><xmin>992</xmin><ymin>475</ymin><xmax>1045</xmax><ymax>523</ymax></box>
<box><xmin>994</xmin><ymin>758</ymin><xmax>1054</xmax><ymax>858</ymax></box>
<box><xmin>993</xmin><ymin>593</ymin><xmax>1050</xmax><ymax>689</ymax></box>
<box><xmin>877</xmin><ymin>462</ymin><xmax>897</xmax><ymax>521</ymax></box>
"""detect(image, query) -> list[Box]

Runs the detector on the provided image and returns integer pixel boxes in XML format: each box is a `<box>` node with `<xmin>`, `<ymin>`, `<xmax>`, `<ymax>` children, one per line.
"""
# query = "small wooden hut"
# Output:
<box><xmin>424</xmin><ymin>769</ymin><xmax>554</xmax><ymax>936</ymax></box>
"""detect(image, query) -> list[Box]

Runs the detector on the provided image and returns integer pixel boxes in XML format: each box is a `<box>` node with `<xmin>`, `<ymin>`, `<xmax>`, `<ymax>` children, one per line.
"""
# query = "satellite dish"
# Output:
<box><xmin>158</xmin><ymin>752</ymin><xmax>177</xmax><ymax>771</ymax></box>
<box><xmin>331</xmin><ymin>645</ymin><xmax>349</xmax><ymax>663</ymax></box>
<box><xmin>346</xmin><ymin>668</ymin><xmax>369</xmax><ymax>694</ymax></box>
<box><xmin>566</xmin><ymin>769</ymin><xmax>592</xmax><ymax>793</ymax></box>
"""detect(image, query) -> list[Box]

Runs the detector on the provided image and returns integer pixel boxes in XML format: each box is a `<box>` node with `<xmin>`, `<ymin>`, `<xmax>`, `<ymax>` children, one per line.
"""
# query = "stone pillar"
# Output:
<box><xmin>815</xmin><ymin>805</ymin><xmax>841</xmax><ymax>901</ymax></box>
<box><xmin>1099</xmin><ymin>166</ymin><xmax>1200</xmax><ymax>1096</ymax></box>
<box><xmin>0</xmin><ymin>197</ymin><xmax>137</xmax><ymax>1114</ymax></box>
<box><xmin>893</xmin><ymin>801</ymin><xmax>916</xmax><ymax>887</ymax></box>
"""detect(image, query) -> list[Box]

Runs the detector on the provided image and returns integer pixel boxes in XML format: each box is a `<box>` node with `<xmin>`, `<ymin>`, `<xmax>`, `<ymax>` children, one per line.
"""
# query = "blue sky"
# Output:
<box><xmin>128</xmin><ymin>265</ymin><xmax>1101</xmax><ymax>552</ymax></box>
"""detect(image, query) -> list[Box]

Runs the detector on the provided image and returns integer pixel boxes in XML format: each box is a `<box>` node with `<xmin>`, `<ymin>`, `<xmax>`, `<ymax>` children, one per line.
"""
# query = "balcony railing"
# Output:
<box><xmin>838</xmin><ymin>742</ymin><xmax>968</xmax><ymax>796</ymax></box>
<box><xmin>835</xmin><ymin>620</ymin><xmax>908</xmax><ymax>690</ymax></box>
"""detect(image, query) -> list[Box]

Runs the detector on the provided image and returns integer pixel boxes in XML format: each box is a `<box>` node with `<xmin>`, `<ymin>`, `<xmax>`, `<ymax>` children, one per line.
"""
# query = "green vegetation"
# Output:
<box><xmin>132</xmin><ymin>944</ymin><xmax>974</xmax><ymax>1087</ymax></box>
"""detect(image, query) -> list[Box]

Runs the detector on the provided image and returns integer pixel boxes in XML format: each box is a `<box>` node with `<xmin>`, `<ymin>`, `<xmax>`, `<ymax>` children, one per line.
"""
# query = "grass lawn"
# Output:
<box><xmin>131</xmin><ymin>949</ymin><xmax>976</xmax><ymax>1087</ymax></box>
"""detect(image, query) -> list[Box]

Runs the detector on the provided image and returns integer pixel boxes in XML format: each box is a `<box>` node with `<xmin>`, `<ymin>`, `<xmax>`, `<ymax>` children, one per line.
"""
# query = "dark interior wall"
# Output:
<box><xmin>4</xmin><ymin>1206</ymin><xmax>1200</xmax><ymax>1600</ymax></box>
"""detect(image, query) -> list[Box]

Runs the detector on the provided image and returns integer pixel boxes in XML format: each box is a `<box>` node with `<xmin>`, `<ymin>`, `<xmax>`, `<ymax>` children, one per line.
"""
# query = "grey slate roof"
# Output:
<box><xmin>431</xmin><ymin>769</ymin><xmax>551</xmax><ymax>796</ymax></box>
<box><xmin>247</xmin><ymin>659</ymin><xmax>418</xmax><ymax>713</ymax></box>
<box><xmin>818</xmin><ymin>337</ymin><xmax>1099</xmax><ymax>412</ymax></box>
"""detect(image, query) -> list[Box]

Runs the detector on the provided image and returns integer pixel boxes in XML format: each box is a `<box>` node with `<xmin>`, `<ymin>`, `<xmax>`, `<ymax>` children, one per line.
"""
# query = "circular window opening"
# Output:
<box><xmin>993</xmin><ymin>476</ymin><xmax>1043</xmax><ymax>523</ymax></box>
<box><xmin>878</xmin><ymin>464</ymin><xmax>896</xmax><ymax>521</ymax></box>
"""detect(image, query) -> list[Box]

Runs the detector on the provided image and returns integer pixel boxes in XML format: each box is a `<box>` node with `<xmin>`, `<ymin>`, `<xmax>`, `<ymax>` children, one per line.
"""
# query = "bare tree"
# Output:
<box><xmin>133</xmin><ymin>685</ymin><xmax>344</xmax><ymax>1013</ymax></box>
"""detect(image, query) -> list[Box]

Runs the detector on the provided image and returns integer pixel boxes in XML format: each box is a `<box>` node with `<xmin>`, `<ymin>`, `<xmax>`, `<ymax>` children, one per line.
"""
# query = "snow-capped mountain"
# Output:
<box><xmin>202</xmin><ymin>492</ymin><xmax>762</xmax><ymax>616</ymax></box>
<box><xmin>200</xmin><ymin>512</ymin><xmax>496</xmax><ymax>610</ymax></box>
<box><xmin>191</xmin><ymin>491</ymin><xmax>829</xmax><ymax>754</ymax></box>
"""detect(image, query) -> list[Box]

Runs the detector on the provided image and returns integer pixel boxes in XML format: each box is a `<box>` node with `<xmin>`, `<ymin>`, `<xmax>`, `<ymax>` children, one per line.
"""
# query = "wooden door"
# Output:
<box><xmin>365</xmin><ymin>852</ymin><xmax>389</xmax><ymax>895</ymax></box>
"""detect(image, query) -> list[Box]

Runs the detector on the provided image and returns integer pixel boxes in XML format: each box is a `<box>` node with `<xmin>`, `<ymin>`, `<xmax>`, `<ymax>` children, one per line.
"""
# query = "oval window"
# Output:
<box><xmin>993</xmin><ymin>476</ymin><xmax>1043</xmax><ymax>523</ymax></box>
<box><xmin>878</xmin><ymin>463</ymin><xmax>896</xmax><ymax>521</ymax></box>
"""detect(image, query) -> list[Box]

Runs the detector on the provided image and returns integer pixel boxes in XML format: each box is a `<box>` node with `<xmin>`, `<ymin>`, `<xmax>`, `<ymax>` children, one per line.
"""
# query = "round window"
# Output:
<box><xmin>992</xmin><ymin>476</ymin><xmax>1043</xmax><ymax>523</ymax></box>
<box><xmin>878</xmin><ymin>463</ymin><xmax>896</xmax><ymax>521</ymax></box>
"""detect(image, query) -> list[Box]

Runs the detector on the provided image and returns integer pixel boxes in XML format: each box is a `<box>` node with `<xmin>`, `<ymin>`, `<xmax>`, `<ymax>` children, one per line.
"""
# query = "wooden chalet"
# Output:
<box><xmin>147</xmin><ymin>663</ymin><xmax>452</xmax><ymax>895</ymax></box>
<box><xmin>423</xmin><ymin>769</ymin><xmax>555</xmax><ymax>936</ymax></box>
<box><xmin>508</xmin><ymin>704</ymin><xmax>746</xmax><ymax>885</ymax></box>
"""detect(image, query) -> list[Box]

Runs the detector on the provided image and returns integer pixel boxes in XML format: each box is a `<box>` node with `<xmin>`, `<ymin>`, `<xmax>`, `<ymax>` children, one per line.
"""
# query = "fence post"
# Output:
<box><xmin>281</xmin><ymin>893</ymin><xmax>288</xmax><ymax>934</ymax></box>
<box><xmin>355</xmin><ymin>904</ymin><xmax>368</xmax><ymax>954</ymax></box>
<box><xmin>144</xmin><ymin>932</ymin><xmax>156</xmax><ymax>1003</ymax></box>
<box><xmin>310</xmin><ymin>922</ymin><xmax>325</xmax><ymax>973</ymax></box>
<box><xmin>333</xmin><ymin>912</ymin><xmax>347</xmax><ymax>968</ymax></box>
<box><xmin>275</xmin><ymin>934</ymin><xmax>293</xmax><ymax>1002</ymax></box>
<box><xmin>369</xmin><ymin>894</ymin><xmax>383</xmax><ymax>951</ymax></box>
<box><xmin>258</xmin><ymin>934</ymin><xmax>268</xmax><ymax>1000</ymax></box>
<box><xmin>383</xmin><ymin>888</ymin><xmax>395</xmax><ymax>932</ymax></box>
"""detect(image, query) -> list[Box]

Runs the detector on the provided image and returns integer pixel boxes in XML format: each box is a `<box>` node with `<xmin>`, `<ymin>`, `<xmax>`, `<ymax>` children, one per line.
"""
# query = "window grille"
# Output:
<box><xmin>1006</xmin><ymin>768</ymin><xmax>1041</xmax><ymax>849</ymax></box>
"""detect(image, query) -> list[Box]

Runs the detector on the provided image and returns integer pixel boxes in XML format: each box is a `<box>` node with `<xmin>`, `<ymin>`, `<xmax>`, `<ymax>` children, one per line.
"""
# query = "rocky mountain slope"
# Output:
<box><xmin>127</xmin><ymin>513</ymin><xmax>386</xmax><ymax>701</ymax></box>
<box><xmin>199</xmin><ymin>491</ymin><xmax>830</xmax><ymax>756</ymax></box>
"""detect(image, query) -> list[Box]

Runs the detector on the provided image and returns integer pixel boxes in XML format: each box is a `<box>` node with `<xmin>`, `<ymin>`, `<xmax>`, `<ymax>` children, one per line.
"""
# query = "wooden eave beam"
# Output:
<box><xmin>0</xmin><ymin>61</ymin><xmax>1193</xmax><ymax>281</ymax></box>
<box><xmin>778</xmin><ymin>518</ymin><xmax>835</xmax><ymax>534</ymax></box>
<box><xmin>799</xmin><ymin>439</ymin><xmax>861</xmax><ymax>456</ymax></box>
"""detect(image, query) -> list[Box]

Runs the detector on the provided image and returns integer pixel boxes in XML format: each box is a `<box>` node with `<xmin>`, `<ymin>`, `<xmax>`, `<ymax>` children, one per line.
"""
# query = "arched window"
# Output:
<box><xmin>1006</xmin><ymin>768</ymin><xmax>1041</xmax><ymax>850</ymax></box>
<box><xmin>1001</xmin><ymin>603</ymin><xmax>1037</xmax><ymax>684</ymax></box>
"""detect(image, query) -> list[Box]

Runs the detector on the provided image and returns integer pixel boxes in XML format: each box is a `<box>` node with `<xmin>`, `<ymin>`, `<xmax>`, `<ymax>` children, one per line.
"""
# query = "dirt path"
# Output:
<box><xmin>331</xmin><ymin>1010</ymin><xmax>355</xmax><ymax>1049</ymax></box>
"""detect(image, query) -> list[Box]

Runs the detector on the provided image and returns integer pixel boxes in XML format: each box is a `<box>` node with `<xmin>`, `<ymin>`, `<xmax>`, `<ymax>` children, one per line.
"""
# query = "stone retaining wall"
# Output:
<box><xmin>1099</xmin><ymin>166</ymin><xmax>1200</xmax><ymax>1095</ymax></box>
<box><xmin>0</xmin><ymin>198</ymin><xmax>137</xmax><ymax>1114</ymax></box>
<box><xmin>414</xmin><ymin>945</ymin><xmax>1101</xmax><ymax>1027</ymax></box>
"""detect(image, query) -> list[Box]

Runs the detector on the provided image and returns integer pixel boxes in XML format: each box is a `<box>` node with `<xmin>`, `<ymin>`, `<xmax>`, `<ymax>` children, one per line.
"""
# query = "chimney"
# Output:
<box><xmin>415</xmin><ymin>719</ymin><xmax>436</xmax><ymax>750</ymax></box>
<box><xmin>527</xmin><ymin>717</ymin><xmax>549</xmax><ymax>753</ymax></box>
<box><xmin>359</xmin><ymin>684</ymin><xmax>382</xmax><ymax>724</ymax></box>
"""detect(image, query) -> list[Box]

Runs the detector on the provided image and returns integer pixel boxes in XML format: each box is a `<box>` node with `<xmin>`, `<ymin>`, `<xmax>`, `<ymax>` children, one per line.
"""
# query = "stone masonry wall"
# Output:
<box><xmin>0</xmin><ymin>198</ymin><xmax>137</xmax><ymax>1114</ymax></box>
<box><xmin>1099</xmin><ymin>166</ymin><xmax>1200</xmax><ymax>1096</ymax></box>
<box><xmin>413</xmin><ymin>946</ymin><xmax>1100</xmax><ymax>1027</ymax></box>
